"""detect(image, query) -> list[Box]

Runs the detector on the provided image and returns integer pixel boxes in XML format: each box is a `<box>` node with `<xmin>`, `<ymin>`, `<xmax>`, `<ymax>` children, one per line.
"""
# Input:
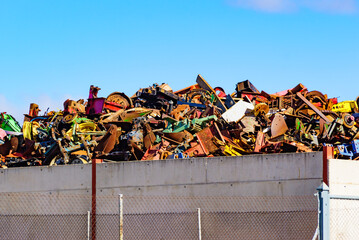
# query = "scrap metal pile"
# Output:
<box><xmin>1</xmin><ymin>74</ymin><xmax>359</xmax><ymax>168</ymax></box>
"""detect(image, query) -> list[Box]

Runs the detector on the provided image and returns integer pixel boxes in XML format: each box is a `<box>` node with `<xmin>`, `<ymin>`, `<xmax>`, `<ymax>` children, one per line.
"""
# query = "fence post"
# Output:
<box><xmin>119</xmin><ymin>194</ymin><xmax>123</xmax><ymax>240</ymax></box>
<box><xmin>317</xmin><ymin>183</ymin><xmax>330</xmax><ymax>240</ymax></box>
<box><xmin>87</xmin><ymin>211</ymin><xmax>90</xmax><ymax>240</ymax></box>
<box><xmin>322</xmin><ymin>146</ymin><xmax>333</xmax><ymax>185</ymax></box>
<box><xmin>197</xmin><ymin>208</ymin><xmax>202</xmax><ymax>240</ymax></box>
<box><xmin>91</xmin><ymin>160</ymin><xmax>97</xmax><ymax>240</ymax></box>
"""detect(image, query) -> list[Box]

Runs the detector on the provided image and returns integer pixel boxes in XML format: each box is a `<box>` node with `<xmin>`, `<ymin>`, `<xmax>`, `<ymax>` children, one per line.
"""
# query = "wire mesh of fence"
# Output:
<box><xmin>122</xmin><ymin>195</ymin><xmax>318</xmax><ymax>240</ymax></box>
<box><xmin>330</xmin><ymin>197</ymin><xmax>359</xmax><ymax>240</ymax></box>
<box><xmin>0</xmin><ymin>192</ymin><xmax>91</xmax><ymax>240</ymax></box>
<box><xmin>92</xmin><ymin>195</ymin><xmax>121</xmax><ymax>240</ymax></box>
<box><xmin>0</xmin><ymin>193</ymin><xmax>318</xmax><ymax>240</ymax></box>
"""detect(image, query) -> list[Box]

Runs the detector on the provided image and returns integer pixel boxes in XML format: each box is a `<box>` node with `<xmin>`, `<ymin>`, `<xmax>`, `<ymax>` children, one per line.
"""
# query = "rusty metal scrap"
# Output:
<box><xmin>1</xmin><ymin>75</ymin><xmax>359</xmax><ymax>168</ymax></box>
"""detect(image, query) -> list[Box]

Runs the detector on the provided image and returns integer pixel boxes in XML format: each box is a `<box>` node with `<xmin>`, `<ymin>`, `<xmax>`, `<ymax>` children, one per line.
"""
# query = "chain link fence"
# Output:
<box><xmin>330</xmin><ymin>197</ymin><xmax>359</xmax><ymax>240</ymax></box>
<box><xmin>94</xmin><ymin>195</ymin><xmax>121</xmax><ymax>239</ymax></box>
<box><xmin>0</xmin><ymin>192</ymin><xmax>91</xmax><ymax>240</ymax></box>
<box><xmin>122</xmin><ymin>195</ymin><xmax>317</xmax><ymax>240</ymax></box>
<box><xmin>0</xmin><ymin>193</ymin><xmax>317</xmax><ymax>239</ymax></box>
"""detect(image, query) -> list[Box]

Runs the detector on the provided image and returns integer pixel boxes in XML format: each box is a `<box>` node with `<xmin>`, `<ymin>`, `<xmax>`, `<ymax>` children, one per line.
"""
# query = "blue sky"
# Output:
<box><xmin>0</xmin><ymin>0</ymin><xmax>358</xmax><ymax>122</ymax></box>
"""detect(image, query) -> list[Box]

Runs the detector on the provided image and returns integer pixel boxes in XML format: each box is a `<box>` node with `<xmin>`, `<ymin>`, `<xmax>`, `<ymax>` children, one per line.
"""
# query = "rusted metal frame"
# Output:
<box><xmin>196</xmin><ymin>131</ymin><xmax>210</xmax><ymax>155</ymax></box>
<box><xmin>196</xmin><ymin>123</ymin><xmax>224</xmax><ymax>155</ymax></box>
<box><xmin>254</xmin><ymin>131</ymin><xmax>265</xmax><ymax>152</ymax></box>
<box><xmin>236</xmin><ymin>80</ymin><xmax>260</xmax><ymax>94</ymax></box>
<box><xmin>196</xmin><ymin>74</ymin><xmax>227</xmax><ymax>112</ymax></box>
<box><xmin>184</xmin><ymin>143</ymin><xmax>206</xmax><ymax>157</ymax></box>
<box><xmin>297</xmin><ymin>92</ymin><xmax>330</xmax><ymax>123</ymax></box>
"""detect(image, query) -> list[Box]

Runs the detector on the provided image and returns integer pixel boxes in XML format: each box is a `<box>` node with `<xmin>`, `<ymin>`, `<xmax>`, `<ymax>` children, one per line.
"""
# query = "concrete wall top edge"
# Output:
<box><xmin>98</xmin><ymin>151</ymin><xmax>322</xmax><ymax>167</ymax></box>
<box><xmin>0</xmin><ymin>151</ymin><xmax>322</xmax><ymax>174</ymax></box>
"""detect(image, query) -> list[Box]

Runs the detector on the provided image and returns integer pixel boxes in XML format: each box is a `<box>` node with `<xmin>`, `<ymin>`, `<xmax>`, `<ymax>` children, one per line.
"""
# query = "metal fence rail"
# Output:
<box><xmin>0</xmin><ymin>193</ymin><xmax>318</xmax><ymax>240</ymax></box>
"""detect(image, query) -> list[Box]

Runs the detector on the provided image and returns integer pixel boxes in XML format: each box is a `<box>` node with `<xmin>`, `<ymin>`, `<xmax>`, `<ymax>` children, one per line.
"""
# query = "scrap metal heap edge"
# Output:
<box><xmin>1</xmin><ymin>74</ymin><xmax>359</xmax><ymax>168</ymax></box>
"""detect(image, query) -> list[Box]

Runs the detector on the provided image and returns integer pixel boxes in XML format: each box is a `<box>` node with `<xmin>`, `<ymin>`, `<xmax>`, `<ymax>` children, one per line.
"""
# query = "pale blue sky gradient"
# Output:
<box><xmin>0</xmin><ymin>0</ymin><xmax>358</xmax><ymax>121</ymax></box>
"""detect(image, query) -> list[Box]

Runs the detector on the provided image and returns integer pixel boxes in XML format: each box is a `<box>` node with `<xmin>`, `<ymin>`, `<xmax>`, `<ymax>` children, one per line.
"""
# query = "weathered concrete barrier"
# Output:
<box><xmin>0</xmin><ymin>152</ymin><xmax>322</xmax><ymax>196</ymax></box>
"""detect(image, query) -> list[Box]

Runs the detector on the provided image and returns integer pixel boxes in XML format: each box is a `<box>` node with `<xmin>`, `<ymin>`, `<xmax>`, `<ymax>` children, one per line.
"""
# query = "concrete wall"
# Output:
<box><xmin>0</xmin><ymin>152</ymin><xmax>323</xmax><ymax>239</ymax></box>
<box><xmin>329</xmin><ymin>159</ymin><xmax>359</xmax><ymax>195</ymax></box>
<box><xmin>0</xmin><ymin>152</ymin><xmax>323</xmax><ymax>196</ymax></box>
